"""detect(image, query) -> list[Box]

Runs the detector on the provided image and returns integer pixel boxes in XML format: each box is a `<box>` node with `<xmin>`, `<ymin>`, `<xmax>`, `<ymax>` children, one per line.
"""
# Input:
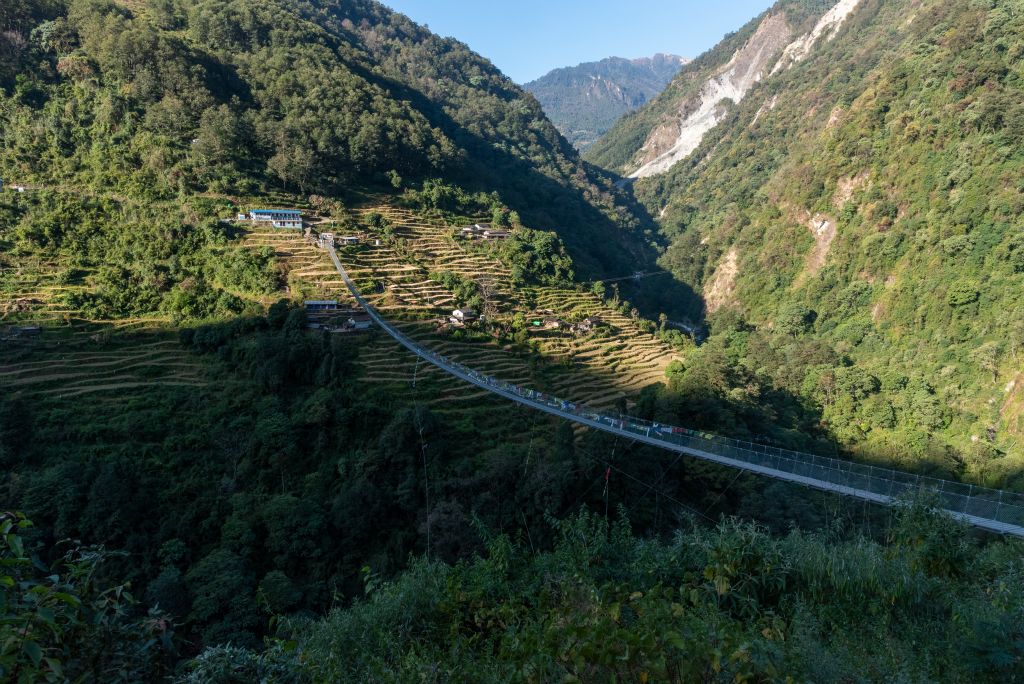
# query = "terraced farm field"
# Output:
<box><xmin>233</xmin><ymin>223</ymin><xmax>553</xmax><ymax>441</ymax></box>
<box><xmin>345</xmin><ymin>205</ymin><xmax>680</xmax><ymax>411</ymax></box>
<box><xmin>0</xmin><ymin>332</ymin><xmax>205</xmax><ymax>399</ymax></box>
<box><xmin>0</xmin><ymin>231</ymin><xmax>209</xmax><ymax>401</ymax></box>
<box><xmin>231</xmin><ymin>203</ymin><xmax>680</xmax><ymax>443</ymax></box>
<box><xmin>241</xmin><ymin>226</ymin><xmax>357</xmax><ymax>306</ymax></box>
<box><xmin>2</xmin><ymin>196</ymin><xmax>676</xmax><ymax>431</ymax></box>
<box><xmin>0</xmin><ymin>256</ymin><xmax>86</xmax><ymax>327</ymax></box>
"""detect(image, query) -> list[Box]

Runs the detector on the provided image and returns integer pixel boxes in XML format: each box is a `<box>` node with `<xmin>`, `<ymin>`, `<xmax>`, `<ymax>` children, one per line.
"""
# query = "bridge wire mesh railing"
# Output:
<box><xmin>332</xmin><ymin>248</ymin><xmax>1024</xmax><ymax>533</ymax></box>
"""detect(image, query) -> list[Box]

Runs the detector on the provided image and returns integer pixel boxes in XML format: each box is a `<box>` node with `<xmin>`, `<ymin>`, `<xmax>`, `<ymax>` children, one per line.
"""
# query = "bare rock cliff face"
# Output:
<box><xmin>771</xmin><ymin>0</ymin><xmax>863</xmax><ymax>74</ymax></box>
<box><xmin>627</xmin><ymin>0</ymin><xmax>863</xmax><ymax>179</ymax></box>
<box><xmin>629</xmin><ymin>13</ymin><xmax>794</xmax><ymax>178</ymax></box>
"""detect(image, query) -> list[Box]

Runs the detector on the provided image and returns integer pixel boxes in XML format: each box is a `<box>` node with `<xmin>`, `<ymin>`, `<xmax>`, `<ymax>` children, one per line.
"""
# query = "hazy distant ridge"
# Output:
<box><xmin>525</xmin><ymin>54</ymin><xmax>688</xmax><ymax>150</ymax></box>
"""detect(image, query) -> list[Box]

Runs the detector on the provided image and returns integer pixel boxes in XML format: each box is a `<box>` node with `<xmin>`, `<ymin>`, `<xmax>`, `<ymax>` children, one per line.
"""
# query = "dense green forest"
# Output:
<box><xmin>589</xmin><ymin>0</ymin><xmax>1024</xmax><ymax>487</ymax></box>
<box><xmin>186</xmin><ymin>506</ymin><xmax>1024</xmax><ymax>683</ymax></box>
<box><xmin>6</xmin><ymin>498</ymin><xmax>1023</xmax><ymax>681</ymax></box>
<box><xmin>0</xmin><ymin>286</ymin><xmax>845</xmax><ymax>661</ymax></box>
<box><xmin>0</xmin><ymin>188</ymin><xmax>857</xmax><ymax>672</ymax></box>
<box><xmin>0</xmin><ymin>512</ymin><xmax>178</xmax><ymax>681</ymax></box>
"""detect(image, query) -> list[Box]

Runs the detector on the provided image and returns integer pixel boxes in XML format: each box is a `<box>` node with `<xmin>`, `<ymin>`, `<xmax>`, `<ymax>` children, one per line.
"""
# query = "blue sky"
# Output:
<box><xmin>381</xmin><ymin>1</ymin><xmax>775</xmax><ymax>84</ymax></box>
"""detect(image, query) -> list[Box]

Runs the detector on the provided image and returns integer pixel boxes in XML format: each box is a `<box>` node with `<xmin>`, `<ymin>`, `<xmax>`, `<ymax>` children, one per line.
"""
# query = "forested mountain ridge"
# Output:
<box><xmin>525</xmin><ymin>54</ymin><xmax>688</xmax><ymax>150</ymax></box>
<box><xmin>588</xmin><ymin>0</ymin><xmax>1024</xmax><ymax>484</ymax></box>
<box><xmin>0</xmin><ymin>0</ymin><xmax>669</xmax><ymax>285</ymax></box>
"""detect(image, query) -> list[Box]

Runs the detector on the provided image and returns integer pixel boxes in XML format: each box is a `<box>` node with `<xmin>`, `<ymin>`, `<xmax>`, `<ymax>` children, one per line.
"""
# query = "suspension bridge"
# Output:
<box><xmin>326</xmin><ymin>246</ymin><xmax>1024</xmax><ymax>538</ymax></box>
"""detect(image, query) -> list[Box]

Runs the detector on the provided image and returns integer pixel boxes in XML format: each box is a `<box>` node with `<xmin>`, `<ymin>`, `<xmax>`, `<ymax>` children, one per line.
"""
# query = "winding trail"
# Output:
<box><xmin>327</xmin><ymin>246</ymin><xmax>1024</xmax><ymax>537</ymax></box>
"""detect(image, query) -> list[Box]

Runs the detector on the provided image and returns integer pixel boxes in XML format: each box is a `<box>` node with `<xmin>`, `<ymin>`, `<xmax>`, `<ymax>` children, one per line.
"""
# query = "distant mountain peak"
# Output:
<box><xmin>631</xmin><ymin>53</ymin><xmax>689</xmax><ymax>66</ymax></box>
<box><xmin>525</xmin><ymin>54</ymin><xmax>689</xmax><ymax>151</ymax></box>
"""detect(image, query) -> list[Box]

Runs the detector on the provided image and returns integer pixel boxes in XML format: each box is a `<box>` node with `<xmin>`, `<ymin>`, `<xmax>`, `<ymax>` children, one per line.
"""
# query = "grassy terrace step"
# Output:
<box><xmin>0</xmin><ymin>351</ymin><xmax>195</xmax><ymax>375</ymax></box>
<box><xmin>34</xmin><ymin>380</ymin><xmax>205</xmax><ymax>398</ymax></box>
<box><xmin>1</xmin><ymin>372</ymin><xmax>205</xmax><ymax>396</ymax></box>
<box><xmin>428</xmin><ymin>390</ymin><xmax>495</xmax><ymax>404</ymax></box>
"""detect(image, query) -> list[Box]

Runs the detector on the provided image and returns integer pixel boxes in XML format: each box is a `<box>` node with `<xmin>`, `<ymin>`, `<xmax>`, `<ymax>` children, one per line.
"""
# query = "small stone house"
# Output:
<box><xmin>573</xmin><ymin>316</ymin><xmax>603</xmax><ymax>335</ymax></box>
<box><xmin>450</xmin><ymin>309</ymin><xmax>478</xmax><ymax>326</ymax></box>
<box><xmin>460</xmin><ymin>223</ymin><xmax>492</xmax><ymax>239</ymax></box>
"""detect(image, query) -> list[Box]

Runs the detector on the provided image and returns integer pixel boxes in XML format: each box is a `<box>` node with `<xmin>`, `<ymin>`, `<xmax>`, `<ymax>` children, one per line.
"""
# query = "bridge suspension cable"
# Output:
<box><xmin>326</xmin><ymin>245</ymin><xmax>1024</xmax><ymax>538</ymax></box>
<box><xmin>580</xmin><ymin>270</ymin><xmax>674</xmax><ymax>286</ymax></box>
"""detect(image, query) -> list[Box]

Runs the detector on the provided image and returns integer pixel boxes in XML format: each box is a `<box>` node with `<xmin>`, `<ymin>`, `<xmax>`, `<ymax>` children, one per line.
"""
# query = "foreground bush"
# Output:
<box><xmin>184</xmin><ymin>503</ymin><xmax>1024</xmax><ymax>683</ymax></box>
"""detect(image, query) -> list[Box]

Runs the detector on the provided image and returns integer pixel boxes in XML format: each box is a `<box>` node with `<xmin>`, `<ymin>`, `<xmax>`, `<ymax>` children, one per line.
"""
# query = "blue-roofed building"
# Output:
<box><xmin>249</xmin><ymin>209</ymin><xmax>303</xmax><ymax>229</ymax></box>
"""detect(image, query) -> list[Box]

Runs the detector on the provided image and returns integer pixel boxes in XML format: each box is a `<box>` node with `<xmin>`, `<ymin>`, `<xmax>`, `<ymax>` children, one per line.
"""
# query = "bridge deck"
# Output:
<box><xmin>326</xmin><ymin>246</ymin><xmax>1024</xmax><ymax>538</ymax></box>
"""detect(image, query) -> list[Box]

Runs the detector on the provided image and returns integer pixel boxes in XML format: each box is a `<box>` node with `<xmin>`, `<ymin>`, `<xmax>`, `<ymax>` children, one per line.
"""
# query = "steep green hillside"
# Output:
<box><xmin>525</xmin><ymin>54</ymin><xmax>687</xmax><ymax>150</ymax></box>
<box><xmin>589</xmin><ymin>0</ymin><xmax>1024</xmax><ymax>483</ymax></box>
<box><xmin>0</xmin><ymin>184</ymin><xmax>833</xmax><ymax>657</ymax></box>
<box><xmin>0</xmin><ymin>0</ymin><xmax>669</xmax><ymax>284</ymax></box>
